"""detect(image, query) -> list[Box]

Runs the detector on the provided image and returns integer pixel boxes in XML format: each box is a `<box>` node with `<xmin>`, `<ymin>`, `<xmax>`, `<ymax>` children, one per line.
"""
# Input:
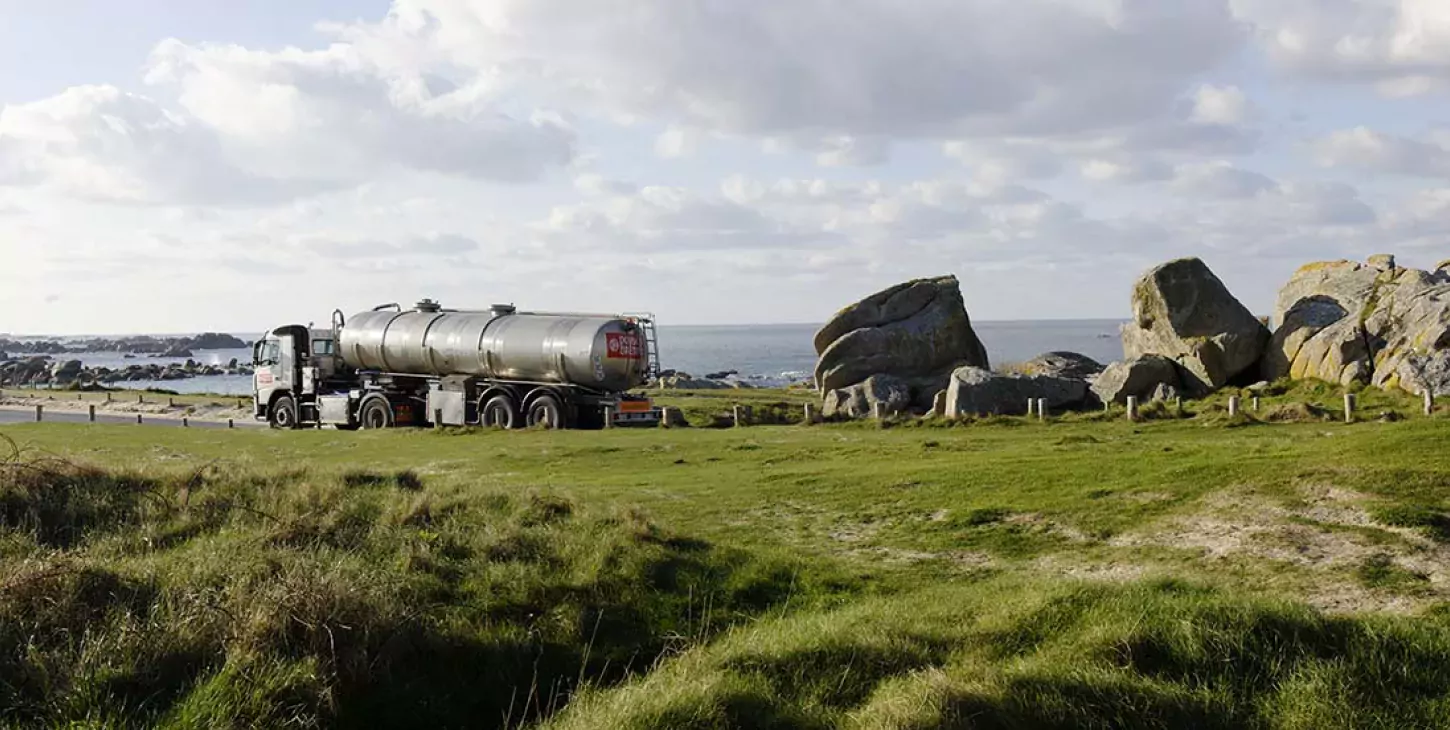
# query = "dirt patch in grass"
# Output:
<box><xmin>1109</xmin><ymin>484</ymin><xmax>1450</xmax><ymax>614</ymax></box>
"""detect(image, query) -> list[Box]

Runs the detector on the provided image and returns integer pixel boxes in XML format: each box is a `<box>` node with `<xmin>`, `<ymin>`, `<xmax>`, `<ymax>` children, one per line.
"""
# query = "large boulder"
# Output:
<box><xmin>814</xmin><ymin>275</ymin><xmax>989</xmax><ymax>413</ymax></box>
<box><xmin>943</xmin><ymin>366</ymin><xmax>1089</xmax><ymax>418</ymax></box>
<box><xmin>1267</xmin><ymin>257</ymin><xmax>1450</xmax><ymax>395</ymax></box>
<box><xmin>823</xmin><ymin>374</ymin><xmax>912</xmax><ymax>418</ymax></box>
<box><xmin>1121</xmin><ymin>258</ymin><xmax>1270</xmax><ymax>394</ymax></box>
<box><xmin>1090</xmin><ymin>355</ymin><xmax>1183</xmax><ymax>405</ymax></box>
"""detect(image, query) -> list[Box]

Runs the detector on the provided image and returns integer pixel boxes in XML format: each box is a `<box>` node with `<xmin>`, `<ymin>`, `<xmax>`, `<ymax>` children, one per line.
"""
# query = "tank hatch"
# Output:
<box><xmin>414</xmin><ymin>298</ymin><xmax>442</xmax><ymax>313</ymax></box>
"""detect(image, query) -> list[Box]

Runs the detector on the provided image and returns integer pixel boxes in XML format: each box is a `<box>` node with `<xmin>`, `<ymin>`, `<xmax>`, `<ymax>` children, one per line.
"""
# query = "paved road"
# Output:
<box><xmin>0</xmin><ymin>407</ymin><xmax>262</xmax><ymax>430</ymax></box>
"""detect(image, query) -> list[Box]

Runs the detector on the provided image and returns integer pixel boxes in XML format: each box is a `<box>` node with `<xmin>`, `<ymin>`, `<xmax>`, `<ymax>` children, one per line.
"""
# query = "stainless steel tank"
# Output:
<box><xmin>336</xmin><ymin>299</ymin><xmax>650</xmax><ymax>392</ymax></box>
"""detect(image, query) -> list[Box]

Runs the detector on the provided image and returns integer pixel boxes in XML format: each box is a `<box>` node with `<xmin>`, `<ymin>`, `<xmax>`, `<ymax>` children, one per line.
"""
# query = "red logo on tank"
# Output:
<box><xmin>606</xmin><ymin>332</ymin><xmax>641</xmax><ymax>359</ymax></box>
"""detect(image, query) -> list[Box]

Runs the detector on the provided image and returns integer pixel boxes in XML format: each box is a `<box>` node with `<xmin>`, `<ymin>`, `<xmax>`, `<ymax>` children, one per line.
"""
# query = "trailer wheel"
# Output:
<box><xmin>269</xmin><ymin>396</ymin><xmax>298</xmax><ymax>430</ymax></box>
<box><xmin>481</xmin><ymin>394</ymin><xmax>518</xmax><ymax>429</ymax></box>
<box><xmin>526</xmin><ymin>395</ymin><xmax>565</xmax><ymax>429</ymax></box>
<box><xmin>359</xmin><ymin>397</ymin><xmax>393</xmax><ymax>429</ymax></box>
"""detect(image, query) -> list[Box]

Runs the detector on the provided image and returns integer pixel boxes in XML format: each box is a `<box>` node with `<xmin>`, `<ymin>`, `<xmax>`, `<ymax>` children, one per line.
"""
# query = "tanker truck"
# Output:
<box><xmin>251</xmin><ymin>298</ymin><xmax>662</xmax><ymax>430</ymax></box>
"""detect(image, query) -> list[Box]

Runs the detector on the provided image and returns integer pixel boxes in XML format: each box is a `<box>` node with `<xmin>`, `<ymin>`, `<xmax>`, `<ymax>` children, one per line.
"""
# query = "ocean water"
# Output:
<box><xmin>17</xmin><ymin>320</ymin><xmax>1128</xmax><ymax>396</ymax></box>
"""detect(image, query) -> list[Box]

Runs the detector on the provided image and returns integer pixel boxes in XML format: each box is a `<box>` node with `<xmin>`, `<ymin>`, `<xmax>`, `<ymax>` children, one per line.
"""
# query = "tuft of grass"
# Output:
<box><xmin>1372</xmin><ymin>504</ymin><xmax>1450</xmax><ymax>542</ymax></box>
<box><xmin>1356</xmin><ymin>553</ymin><xmax>1431</xmax><ymax>593</ymax></box>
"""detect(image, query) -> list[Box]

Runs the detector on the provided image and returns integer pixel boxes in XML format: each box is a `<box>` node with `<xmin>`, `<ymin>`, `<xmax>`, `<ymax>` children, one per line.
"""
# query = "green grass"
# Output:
<box><xmin>6</xmin><ymin>380</ymin><xmax>1450</xmax><ymax>727</ymax></box>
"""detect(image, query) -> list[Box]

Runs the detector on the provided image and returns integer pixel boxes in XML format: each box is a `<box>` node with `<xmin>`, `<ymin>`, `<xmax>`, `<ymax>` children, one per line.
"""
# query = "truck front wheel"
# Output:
<box><xmin>359</xmin><ymin>398</ymin><xmax>393</xmax><ymax>429</ymax></box>
<box><xmin>269</xmin><ymin>396</ymin><xmax>298</xmax><ymax>430</ymax></box>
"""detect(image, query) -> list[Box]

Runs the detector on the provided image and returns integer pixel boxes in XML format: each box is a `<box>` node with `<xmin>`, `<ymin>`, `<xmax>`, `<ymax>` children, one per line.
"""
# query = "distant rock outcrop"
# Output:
<box><xmin>815</xmin><ymin>275</ymin><xmax>989</xmax><ymax>417</ymax></box>
<box><xmin>943</xmin><ymin>366</ymin><xmax>1089</xmax><ymax>417</ymax></box>
<box><xmin>189</xmin><ymin>333</ymin><xmax>249</xmax><ymax>350</ymax></box>
<box><xmin>1090</xmin><ymin>355</ymin><xmax>1183</xmax><ymax>405</ymax></box>
<box><xmin>1121</xmin><ymin>257</ymin><xmax>1270</xmax><ymax>394</ymax></box>
<box><xmin>1265</xmin><ymin>257</ymin><xmax>1450</xmax><ymax>395</ymax></box>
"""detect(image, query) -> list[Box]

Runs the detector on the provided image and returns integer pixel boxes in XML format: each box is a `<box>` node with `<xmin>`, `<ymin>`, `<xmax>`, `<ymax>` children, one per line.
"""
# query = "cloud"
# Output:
<box><xmin>333</xmin><ymin>0</ymin><xmax>1248</xmax><ymax>141</ymax></box>
<box><xmin>0</xmin><ymin>85</ymin><xmax>322</xmax><ymax>205</ymax></box>
<box><xmin>1190</xmin><ymin>84</ymin><xmax>1251</xmax><ymax>125</ymax></box>
<box><xmin>0</xmin><ymin>35</ymin><xmax>578</xmax><ymax>206</ymax></box>
<box><xmin>1313</xmin><ymin>127</ymin><xmax>1450</xmax><ymax>177</ymax></box>
<box><xmin>1232</xmin><ymin>0</ymin><xmax>1450</xmax><ymax>95</ymax></box>
<box><xmin>1170</xmin><ymin>161</ymin><xmax>1278</xmax><ymax>198</ymax></box>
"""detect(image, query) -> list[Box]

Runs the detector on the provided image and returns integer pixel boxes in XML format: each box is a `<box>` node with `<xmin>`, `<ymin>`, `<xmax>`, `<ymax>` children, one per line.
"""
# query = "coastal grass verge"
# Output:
<box><xmin>7</xmin><ymin>379</ymin><xmax>1450</xmax><ymax>726</ymax></box>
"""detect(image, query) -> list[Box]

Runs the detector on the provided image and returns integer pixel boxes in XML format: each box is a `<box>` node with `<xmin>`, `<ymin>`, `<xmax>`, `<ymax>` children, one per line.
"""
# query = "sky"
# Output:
<box><xmin>3</xmin><ymin>0</ymin><xmax>1450</xmax><ymax>335</ymax></box>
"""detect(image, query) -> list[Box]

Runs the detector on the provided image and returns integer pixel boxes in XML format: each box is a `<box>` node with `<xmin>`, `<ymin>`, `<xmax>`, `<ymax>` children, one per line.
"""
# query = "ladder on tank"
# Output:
<box><xmin>626</xmin><ymin>312</ymin><xmax>662</xmax><ymax>382</ymax></box>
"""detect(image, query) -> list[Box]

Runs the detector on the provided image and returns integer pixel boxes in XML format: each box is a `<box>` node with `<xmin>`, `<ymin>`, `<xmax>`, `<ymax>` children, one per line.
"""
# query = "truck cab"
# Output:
<box><xmin>252</xmin><ymin>325</ymin><xmax>348</xmax><ymax>428</ymax></box>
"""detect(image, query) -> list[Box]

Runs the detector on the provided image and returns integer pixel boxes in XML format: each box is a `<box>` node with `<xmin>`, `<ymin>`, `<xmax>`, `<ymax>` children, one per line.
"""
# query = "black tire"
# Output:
<box><xmin>481</xmin><ymin>394</ymin><xmax>518</xmax><ymax>429</ymax></box>
<box><xmin>526</xmin><ymin>395</ymin><xmax>566</xmax><ymax>429</ymax></box>
<box><xmin>359</xmin><ymin>398</ymin><xmax>393</xmax><ymax>430</ymax></box>
<box><xmin>269</xmin><ymin>395</ymin><xmax>298</xmax><ymax>430</ymax></box>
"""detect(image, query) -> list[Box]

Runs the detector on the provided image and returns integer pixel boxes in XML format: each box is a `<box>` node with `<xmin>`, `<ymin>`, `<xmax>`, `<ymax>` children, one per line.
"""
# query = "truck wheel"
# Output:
<box><xmin>526</xmin><ymin>395</ymin><xmax>565</xmax><ymax>429</ymax></box>
<box><xmin>481</xmin><ymin>394</ymin><xmax>518</xmax><ymax>429</ymax></box>
<box><xmin>269</xmin><ymin>396</ymin><xmax>298</xmax><ymax>430</ymax></box>
<box><xmin>359</xmin><ymin>398</ymin><xmax>393</xmax><ymax>429</ymax></box>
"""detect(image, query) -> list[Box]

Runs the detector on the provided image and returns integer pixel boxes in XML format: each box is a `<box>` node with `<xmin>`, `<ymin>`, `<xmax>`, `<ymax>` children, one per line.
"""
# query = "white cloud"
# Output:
<box><xmin>1190</xmin><ymin>85</ymin><xmax>1250</xmax><ymax>125</ymax></box>
<box><xmin>1232</xmin><ymin>0</ymin><xmax>1450</xmax><ymax>95</ymax></box>
<box><xmin>1313</xmin><ymin>127</ymin><xmax>1450</xmax><ymax>177</ymax></box>
<box><xmin>654</xmin><ymin>127</ymin><xmax>700</xmax><ymax>159</ymax></box>
<box><xmin>1170</xmin><ymin>161</ymin><xmax>1278</xmax><ymax>198</ymax></box>
<box><xmin>333</xmin><ymin>0</ymin><xmax>1248</xmax><ymax>141</ymax></box>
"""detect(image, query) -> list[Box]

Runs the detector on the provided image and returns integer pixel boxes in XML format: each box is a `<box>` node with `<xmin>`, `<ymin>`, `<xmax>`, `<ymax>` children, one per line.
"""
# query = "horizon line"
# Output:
<box><xmin>2</xmin><ymin>316</ymin><xmax>1136</xmax><ymax>339</ymax></box>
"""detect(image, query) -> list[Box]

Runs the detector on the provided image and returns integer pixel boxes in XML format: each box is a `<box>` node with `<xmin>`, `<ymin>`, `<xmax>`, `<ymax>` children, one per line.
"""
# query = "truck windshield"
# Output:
<box><xmin>255</xmin><ymin>340</ymin><xmax>281</xmax><ymax>366</ymax></box>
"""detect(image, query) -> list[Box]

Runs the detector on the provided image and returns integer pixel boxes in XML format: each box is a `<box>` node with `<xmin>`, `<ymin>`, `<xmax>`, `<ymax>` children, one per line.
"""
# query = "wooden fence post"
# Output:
<box><xmin>1228</xmin><ymin>396</ymin><xmax>1240</xmax><ymax>417</ymax></box>
<box><xmin>802</xmin><ymin>403</ymin><xmax>814</xmax><ymax>424</ymax></box>
<box><xmin>1425</xmin><ymin>390</ymin><xmax>1435</xmax><ymax>417</ymax></box>
<box><xmin>1344</xmin><ymin>393</ymin><xmax>1356</xmax><ymax>423</ymax></box>
<box><xmin>34</xmin><ymin>405</ymin><xmax>42</xmax><ymax>422</ymax></box>
<box><xmin>228</xmin><ymin>419</ymin><xmax>234</xmax><ymax>429</ymax></box>
<box><xmin>88</xmin><ymin>405</ymin><xmax>96</xmax><ymax>423</ymax></box>
<box><xmin>1126</xmin><ymin>396</ymin><xmax>1138</xmax><ymax>422</ymax></box>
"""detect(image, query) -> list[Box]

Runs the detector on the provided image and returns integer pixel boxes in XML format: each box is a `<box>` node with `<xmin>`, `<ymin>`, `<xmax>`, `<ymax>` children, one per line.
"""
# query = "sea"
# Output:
<box><xmin>10</xmin><ymin>320</ymin><xmax>1127</xmax><ymax>396</ymax></box>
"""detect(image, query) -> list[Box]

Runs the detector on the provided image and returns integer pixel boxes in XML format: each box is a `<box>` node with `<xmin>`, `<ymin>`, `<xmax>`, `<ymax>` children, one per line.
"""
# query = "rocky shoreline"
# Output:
<box><xmin>0</xmin><ymin>356</ymin><xmax>254</xmax><ymax>388</ymax></box>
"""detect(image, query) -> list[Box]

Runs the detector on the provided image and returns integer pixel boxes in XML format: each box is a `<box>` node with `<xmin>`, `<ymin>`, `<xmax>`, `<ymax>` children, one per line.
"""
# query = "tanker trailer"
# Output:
<box><xmin>251</xmin><ymin>298</ymin><xmax>662</xmax><ymax>430</ymax></box>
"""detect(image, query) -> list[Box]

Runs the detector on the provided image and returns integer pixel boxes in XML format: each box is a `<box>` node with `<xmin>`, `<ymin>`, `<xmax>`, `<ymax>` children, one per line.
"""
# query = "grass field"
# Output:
<box><xmin>5</xmin><ymin>382</ymin><xmax>1450</xmax><ymax>728</ymax></box>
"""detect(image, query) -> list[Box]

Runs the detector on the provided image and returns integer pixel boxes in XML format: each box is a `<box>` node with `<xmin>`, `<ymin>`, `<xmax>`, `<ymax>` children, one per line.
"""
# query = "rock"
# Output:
<box><xmin>943</xmin><ymin>366</ymin><xmax>1089</xmax><ymax>418</ymax></box>
<box><xmin>823</xmin><ymin>374</ymin><xmax>912</xmax><ymax>418</ymax></box>
<box><xmin>931</xmin><ymin>389</ymin><xmax>948</xmax><ymax>418</ymax></box>
<box><xmin>705</xmin><ymin>370</ymin><xmax>738</xmax><ymax>380</ymax></box>
<box><xmin>50</xmin><ymin>359</ymin><xmax>84</xmax><ymax>384</ymax></box>
<box><xmin>1016</xmin><ymin>351</ymin><xmax>1105</xmax><ymax>381</ymax></box>
<box><xmin>1266</xmin><ymin>257</ymin><xmax>1450</xmax><ymax>395</ymax></box>
<box><xmin>1368</xmin><ymin>254</ymin><xmax>1397</xmax><ymax>272</ymax></box>
<box><xmin>1150</xmin><ymin>383</ymin><xmax>1180</xmax><ymax>403</ymax></box>
<box><xmin>1121</xmin><ymin>257</ymin><xmax>1270</xmax><ymax>393</ymax></box>
<box><xmin>813</xmin><ymin>275</ymin><xmax>989</xmax><ymax>411</ymax></box>
<box><xmin>1090</xmin><ymin>356</ymin><xmax>1183</xmax><ymax>405</ymax></box>
<box><xmin>160</xmin><ymin>346</ymin><xmax>194</xmax><ymax>358</ymax></box>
